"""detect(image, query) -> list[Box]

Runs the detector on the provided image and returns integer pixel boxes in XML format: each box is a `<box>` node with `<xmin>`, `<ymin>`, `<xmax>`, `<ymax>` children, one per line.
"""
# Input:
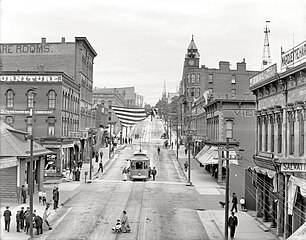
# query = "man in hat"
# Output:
<box><xmin>228</xmin><ymin>211</ymin><xmax>238</xmax><ymax>240</ymax></box>
<box><xmin>3</xmin><ymin>206</ymin><xmax>12</xmax><ymax>232</ymax></box>
<box><xmin>53</xmin><ymin>187</ymin><xmax>59</xmax><ymax>210</ymax></box>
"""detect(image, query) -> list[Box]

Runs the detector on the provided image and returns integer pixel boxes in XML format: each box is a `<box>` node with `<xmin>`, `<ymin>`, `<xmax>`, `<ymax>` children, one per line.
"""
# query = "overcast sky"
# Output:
<box><xmin>1</xmin><ymin>0</ymin><xmax>306</xmax><ymax>105</ymax></box>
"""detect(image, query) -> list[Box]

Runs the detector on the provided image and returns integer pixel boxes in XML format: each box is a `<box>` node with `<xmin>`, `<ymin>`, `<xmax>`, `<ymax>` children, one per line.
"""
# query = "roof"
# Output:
<box><xmin>187</xmin><ymin>36</ymin><xmax>198</xmax><ymax>50</ymax></box>
<box><xmin>0</xmin><ymin>121</ymin><xmax>52</xmax><ymax>157</ymax></box>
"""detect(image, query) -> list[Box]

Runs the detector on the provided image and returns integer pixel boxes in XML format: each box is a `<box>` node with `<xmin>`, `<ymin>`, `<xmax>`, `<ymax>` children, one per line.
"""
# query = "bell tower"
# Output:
<box><xmin>185</xmin><ymin>35</ymin><xmax>200</xmax><ymax>67</ymax></box>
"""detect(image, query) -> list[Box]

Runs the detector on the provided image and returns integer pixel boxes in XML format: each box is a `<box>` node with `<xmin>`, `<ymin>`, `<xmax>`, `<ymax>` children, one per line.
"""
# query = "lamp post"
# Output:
<box><xmin>28</xmin><ymin>87</ymin><xmax>37</xmax><ymax>238</ymax></box>
<box><xmin>108</xmin><ymin>122</ymin><xmax>116</xmax><ymax>158</ymax></box>
<box><xmin>224</xmin><ymin>118</ymin><xmax>234</xmax><ymax>240</ymax></box>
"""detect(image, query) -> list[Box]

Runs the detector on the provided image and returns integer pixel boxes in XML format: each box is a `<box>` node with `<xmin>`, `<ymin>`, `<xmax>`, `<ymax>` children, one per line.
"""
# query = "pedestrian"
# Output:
<box><xmin>38</xmin><ymin>190</ymin><xmax>43</xmax><ymax>203</ymax></box>
<box><xmin>231</xmin><ymin>193</ymin><xmax>238</xmax><ymax>213</ymax></box>
<box><xmin>121</xmin><ymin>211</ymin><xmax>131</xmax><ymax>233</ymax></box>
<box><xmin>151</xmin><ymin>167</ymin><xmax>157</xmax><ymax>181</ymax></box>
<box><xmin>95</xmin><ymin>152</ymin><xmax>99</xmax><ymax>162</ymax></box>
<box><xmin>184</xmin><ymin>161</ymin><xmax>188</xmax><ymax>172</ymax></box>
<box><xmin>3</xmin><ymin>206</ymin><xmax>11</xmax><ymax>232</ymax></box>
<box><xmin>171</xmin><ymin>142</ymin><xmax>173</xmax><ymax>149</ymax></box>
<box><xmin>157</xmin><ymin>147</ymin><xmax>160</xmax><ymax>155</ymax></box>
<box><xmin>100</xmin><ymin>151</ymin><xmax>103</xmax><ymax>160</ymax></box>
<box><xmin>185</xmin><ymin>148</ymin><xmax>188</xmax><ymax>155</ymax></box>
<box><xmin>240</xmin><ymin>197</ymin><xmax>246</xmax><ymax>211</ymax></box>
<box><xmin>16</xmin><ymin>210</ymin><xmax>21</xmax><ymax>232</ymax></box>
<box><xmin>122</xmin><ymin>167</ymin><xmax>128</xmax><ymax>181</ymax></box>
<box><xmin>97</xmin><ymin>161</ymin><xmax>103</xmax><ymax>173</ymax></box>
<box><xmin>228</xmin><ymin>211</ymin><xmax>238</xmax><ymax>240</ymax></box>
<box><xmin>34</xmin><ymin>214</ymin><xmax>43</xmax><ymax>235</ymax></box>
<box><xmin>148</xmin><ymin>166</ymin><xmax>152</xmax><ymax>179</ymax></box>
<box><xmin>53</xmin><ymin>187</ymin><xmax>59</xmax><ymax>210</ymax></box>
<box><xmin>75</xmin><ymin>168</ymin><xmax>81</xmax><ymax>181</ymax></box>
<box><xmin>42</xmin><ymin>191</ymin><xmax>47</xmax><ymax>205</ymax></box>
<box><xmin>20</xmin><ymin>207</ymin><xmax>25</xmax><ymax>230</ymax></box>
<box><xmin>24</xmin><ymin>209</ymin><xmax>31</xmax><ymax>234</ymax></box>
<box><xmin>43</xmin><ymin>203</ymin><xmax>52</xmax><ymax>230</ymax></box>
<box><xmin>21</xmin><ymin>185</ymin><xmax>27</xmax><ymax>203</ymax></box>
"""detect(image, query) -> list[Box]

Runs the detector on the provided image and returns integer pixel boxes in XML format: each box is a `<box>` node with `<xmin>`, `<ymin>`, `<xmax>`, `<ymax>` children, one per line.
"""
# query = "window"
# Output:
<box><xmin>289</xmin><ymin>112</ymin><xmax>295</xmax><ymax>155</ymax></box>
<box><xmin>231</xmin><ymin>75</ymin><xmax>236</xmax><ymax>84</ymax></box>
<box><xmin>277</xmin><ymin>115</ymin><xmax>282</xmax><ymax>154</ymax></box>
<box><xmin>47</xmin><ymin>117</ymin><xmax>55</xmax><ymax>136</ymax></box>
<box><xmin>270</xmin><ymin>116</ymin><xmax>274</xmax><ymax>152</ymax></box>
<box><xmin>231</xmin><ymin>89</ymin><xmax>236</xmax><ymax>95</ymax></box>
<box><xmin>196</xmin><ymin>74</ymin><xmax>200</xmax><ymax>83</ymax></box>
<box><xmin>187</xmin><ymin>74</ymin><xmax>190</xmax><ymax>83</ymax></box>
<box><xmin>299</xmin><ymin>113</ymin><xmax>304</xmax><ymax>156</ymax></box>
<box><xmin>6</xmin><ymin>90</ymin><xmax>14</xmax><ymax>108</ymax></box>
<box><xmin>196</xmin><ymin>88</ymin><xmax>200</xmax><ymax>98</ymax></box>
<box><xmin>27</xmin><ymin>90</ymin><xmax>35</xmax><ymax>108</ymax></box>
<box><xmin>264</xmin><ymin>117</ymin><xmax>268</xmax><ymax>151</ymax></box>
<box><xmin>191</xmin><ymin>74</ymin><xmax>196</xmax><ymax>83</ymax></box>
<box><xmin>108</xmin><ymin>112</ymin><xmax>112</xmax><ymax>121</ymax></box>
<box><xmin>108</xmin><ymin>101</ymin><xmax>112</xmax><ymax>109</ymax></box>
<box><xmin>5</xmin><ymin>116</ymin><xmax>13</xmax><ymax>126</ymax></box>
<box><xmin>208</xmin><ymin>74</ymin><xmax>213</xmax><ymax>83</ymax></box>
<box><xmin>48</xmin><ymin>90</ymin><xmax>56</xmax><ymax>109</ymax></box>
<box><xmin>190</xmin><ymin>88</ymin><xmax>195</xmax><ymax>97</ymax></box>
<box><xmin>187</xmin><ymin>88</ymin><xmax>190</xmax><ymax>97</ymax></box>
<box><xmin>258</xmin><ymin>118</ymin><xmax>262</xmax><ymax>151</ymax></box>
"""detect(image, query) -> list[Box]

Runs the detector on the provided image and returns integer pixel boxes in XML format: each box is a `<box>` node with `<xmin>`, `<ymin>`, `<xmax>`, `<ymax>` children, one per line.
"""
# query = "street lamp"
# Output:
<box><xmin>224</xmin><ymin>118</ymin><xmax>233</xmax><ymax>240</ymax></box>
<box><xmin>28</xmin><ymin>87</ymin><xmax>37</xmax><ymax>238</ymax></box>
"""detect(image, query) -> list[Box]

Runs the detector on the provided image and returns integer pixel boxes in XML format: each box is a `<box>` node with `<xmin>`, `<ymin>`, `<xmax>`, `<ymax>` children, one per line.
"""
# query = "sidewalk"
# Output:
<box><xmin>172</xmin><ymin>143</ymin><xmax>280</xmax><ymax>240</ymax></box>
<box><xmin>0</xmin><ymin>145</ymin><xmax>123</xmax><ymax>240</ymax></box>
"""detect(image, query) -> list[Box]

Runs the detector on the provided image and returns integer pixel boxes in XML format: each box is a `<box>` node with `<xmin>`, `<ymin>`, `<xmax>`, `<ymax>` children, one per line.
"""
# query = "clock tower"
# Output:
<box><xmin>184</xmin><ymin>35</ymin><xmax>200</xmax><ymax>67</ymax></box>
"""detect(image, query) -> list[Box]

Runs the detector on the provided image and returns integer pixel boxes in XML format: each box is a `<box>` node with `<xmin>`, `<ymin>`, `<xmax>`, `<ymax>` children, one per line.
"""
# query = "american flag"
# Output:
<box><xmin>111</xmin><ymin>106</ymin><xmax>147</xmax><ymax>127</ymax></box>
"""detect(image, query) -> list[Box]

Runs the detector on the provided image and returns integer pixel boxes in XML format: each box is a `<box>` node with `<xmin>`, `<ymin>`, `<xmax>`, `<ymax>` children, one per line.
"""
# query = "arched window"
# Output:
<box><xmin>27</xmin><ymin>90</ymin><xmax>35</xmax><ymax>108</ymax></box>
<box><xmin>48</xmin><ymin>90</ymin><xmax>56</xmax><ymax>109</ymax></box>
<box><xmin>6</xmin><ymin>89</ymin><xmax>14</xmax><ymax>108</ymax></box>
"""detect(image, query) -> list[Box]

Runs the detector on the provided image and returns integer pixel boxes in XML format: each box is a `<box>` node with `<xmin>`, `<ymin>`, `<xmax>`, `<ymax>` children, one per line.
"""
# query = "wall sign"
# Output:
<box><xmin>281</xmin><ymin>163</ymin><xmax>306</xmax><ymax>172</ymax></box>
<box><xmin>0</xmin><ymin>75</ymin><xmax>62</xmax><ymax>82</ymax></box>
<box><xmin>0</xmin><ymin>109</ymin><xmax>53</xmax><ymax>115</ymax></box>
<box><xmin>0</xmin><ymin>44</ymin><xmax>50</xmax><ymax>54</ymax></box>
<box><xmin>281</xmin><ymin>40</ymin><xmax>306</xmax><ymax>71</ymax></box>
<box><xmin>250</xmin><ymin>64</ymin><xmax>277</xmax><ymax>87</ymax></box>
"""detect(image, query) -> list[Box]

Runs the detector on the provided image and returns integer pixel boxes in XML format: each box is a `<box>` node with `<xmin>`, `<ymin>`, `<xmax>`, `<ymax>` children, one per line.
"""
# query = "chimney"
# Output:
<box><xmin>219</xmin><ymin>61</ymin><xmax>230</xmax><ymax>72</ymax></box>
<box><xmin>61</xmin><ymin>37</ymin><xmax>65</xmax><ymax>43</ymax></box>
<box><xmin>237</xmin><ymin>59</ymin><xmax>246</xmax><ymax>72</ymax></box>
<box><xmin>41</xmin><ymin>38</ymin><xmax>46</xmax><ymax>43</ymax></box>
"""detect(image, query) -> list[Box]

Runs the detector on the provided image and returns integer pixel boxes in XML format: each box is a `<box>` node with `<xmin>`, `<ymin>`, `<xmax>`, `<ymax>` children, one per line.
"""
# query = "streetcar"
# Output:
<box><xmin>128</xmin><ymin>150</ymin><xmax>150</xmax><ymax>181</ymax></box>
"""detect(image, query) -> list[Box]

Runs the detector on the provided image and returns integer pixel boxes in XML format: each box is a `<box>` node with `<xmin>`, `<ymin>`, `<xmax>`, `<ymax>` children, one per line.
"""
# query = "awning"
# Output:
<box><xmin>197</xmin><ymin>146</ymin><xmax>219</xmax><ymax>165</ymax></box>
<box><xmin>288</xmin><ymin>176</ymin><xmax>306</xmax><ymax>215</ymax></box>
<box><xmin>250</xmin><ymin>166</ymin><xmax>276</xmax><ymax>178</ymax></box>
<box><xmin>195</xmin><ymin>145</ymin><xmax>210</xmax><ymax>159</ymax></box>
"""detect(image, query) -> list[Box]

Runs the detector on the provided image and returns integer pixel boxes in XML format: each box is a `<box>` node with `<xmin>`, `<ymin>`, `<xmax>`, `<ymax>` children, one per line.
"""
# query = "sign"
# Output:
<box><xmin>250</xmin><ymin>64</ymin><xmax>277</xmax><ymax>87</ymax></box>
<box><xmin>0</xmin><ymin>75</ymin><xmax>62</xmax><ymax>82</ymax></box>
<box><xmin>0</xmin><ymin>109</ymin><xmax>53</xmax><ymax>115</ymax></box>
<box><xmin>233</xmin><ymin>110</ymin><xmax>255</xmax><ymax>117</ymax></box>
<box><xmin>69</xmin><ymin>132</ymin><xmax>83</xmax><ymax>138</ymax></box>
<box><xmin>221</xmin><ymin>150</ymin><xmax>237</xmax><ymax>160</ymax></box>
<box><xmin>0</xmin><ymin>44</ymin><xmax>51</xmax><ymax>54</ymax></box>
<box><xmin>281</xmin><ymin>163</ymin><xmax>306</xmax><ymax>172</ymax></box>
<box><xmin>281</xmin><ymin>40</ymin><xmax>306</xmax><ymax>71</ymax></box>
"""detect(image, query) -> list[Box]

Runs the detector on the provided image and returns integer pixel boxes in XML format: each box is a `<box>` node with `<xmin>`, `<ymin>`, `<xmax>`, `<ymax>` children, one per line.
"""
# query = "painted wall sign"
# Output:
<box><xmin>250</xmin><ymin>64</ymin><xmax>277</xmax><ymax>87</ymax></box>
<box><xmin>0</xmin><ymin>75</ymin><xmax>62</xmax><ymax>82</ymax></box>
<box><xmin>69</xmin><ymin>132</ymin><xmax>83</xmax><ymax>138</ymax></box>
<box><xmin>281</xmin><ymin>40</ymin><xmax>306</xmax><ymax>71</ymax></box>
<box><xmin>0</xmin><ymin>44</ymin><xmax>50</xmax><ymax>54</ymax></box>
<box><xmin>280</xmin><ymin>162</ymin><xmax>306</xmax><ymax>172</ymax></box>
<box><xmin>0</xmin><ymin>109</ymin><xmax>53</xmax><ymax>115</ymax></box>
<box><xmin>232</xmin><ymin>110</ymin><xmax>255</xmax><ymax>117</ymax></box>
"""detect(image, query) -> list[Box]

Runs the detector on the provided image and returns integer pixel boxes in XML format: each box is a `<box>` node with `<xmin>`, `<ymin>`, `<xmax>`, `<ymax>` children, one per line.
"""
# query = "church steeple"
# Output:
<box><xmin>185</xmin><ymin>35</ymin><xmax>200</xmax><ymax>67</ymax></box>
<box><xmin>162</xmin><ymin>80</ymin><xmax>167</xmax><ymax>99</ymax></box>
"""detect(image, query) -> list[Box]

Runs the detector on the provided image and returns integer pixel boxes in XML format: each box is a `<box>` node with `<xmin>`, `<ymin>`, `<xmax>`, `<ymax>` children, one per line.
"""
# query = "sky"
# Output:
<box><xmin>1</xmin><ymin>0</ymin><xmax>306</xmax><ymax>105</ymax></box>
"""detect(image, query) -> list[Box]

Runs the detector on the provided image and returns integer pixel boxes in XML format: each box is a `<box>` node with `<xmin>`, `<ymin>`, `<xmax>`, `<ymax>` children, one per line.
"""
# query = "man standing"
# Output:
<box><xmin>97</xmin><ymin>161</ymin><xmax>103</xmax><ymax>173</ymax></box>
<box><xmin>184</xmin><ymin>161</ymin><xmax>188</xmax><ymax>172</ymax></box>
<box><xmin>151</xmin><ymin>167</ymin><xmax>157</xmax><ymax>181</ymax></box>
<box><xmin>16</xmin><ymin>210</ymin><xmax>21</xmax><ymax>232</ymax></box>
<box><xmin>20</xmin><ymin>207</ymin><xmax>25</xmax><ymax>231</ymax></box>
<box><xmin>231</xmin><ymin>193</ymin><xmax>238</xmax><ymax>213</ymax></box>
<box><xmin>3</xmin><ymin>206</ymin><xmax>11</xmax><ymax>232</ymax></box>
<box><xmin>53</xmin><ymin>187</ymin><xmax>59</xmax><ymax>210</ymax></box>
<box><xmin>228</xmin><ymin>211</ymin><xmax>238</xmax><ymax>240</ymax></box>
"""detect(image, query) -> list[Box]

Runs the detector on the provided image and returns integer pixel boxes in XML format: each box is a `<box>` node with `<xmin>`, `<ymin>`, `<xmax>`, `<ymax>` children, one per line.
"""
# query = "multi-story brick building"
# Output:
<box><xmin>0</xmin><ymin>72</ymin><xmax>82</xmax><ymax>178</ymax></box>
<box><xmin>0</xmin><ymin>37</ymin><xmax>97</xmax><ymax>176</ymax></box>
<box><xmin>250</xmin><ymin>40</ymin><xmax>306</xmax><ymax>239</ymax></box>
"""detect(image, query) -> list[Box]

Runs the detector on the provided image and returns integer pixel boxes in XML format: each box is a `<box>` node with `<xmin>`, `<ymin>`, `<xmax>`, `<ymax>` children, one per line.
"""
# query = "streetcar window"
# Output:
<box><xmin>136</xmin><ymin>162</ymin><xmax>143</xmax><ymax>169</ymax></box>
<box><xmin>143</xmin><ymin>162</ymin><xmax>148</xmax><ymax>169</ymax></box>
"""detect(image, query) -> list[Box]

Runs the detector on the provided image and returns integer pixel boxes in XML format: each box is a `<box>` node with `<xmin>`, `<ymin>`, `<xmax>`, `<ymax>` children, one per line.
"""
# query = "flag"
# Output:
<box><xmin>111</xmin><ymin>106</ymin><xmax>147</xmax><ymax>127</ymax></box>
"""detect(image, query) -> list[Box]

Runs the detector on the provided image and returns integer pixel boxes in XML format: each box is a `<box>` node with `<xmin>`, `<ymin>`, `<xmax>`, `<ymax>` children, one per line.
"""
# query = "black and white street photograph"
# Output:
<box><xmin>0</xmin><ymin>0</ymin><xmax>305</xmax><ymax>239</ymax></box>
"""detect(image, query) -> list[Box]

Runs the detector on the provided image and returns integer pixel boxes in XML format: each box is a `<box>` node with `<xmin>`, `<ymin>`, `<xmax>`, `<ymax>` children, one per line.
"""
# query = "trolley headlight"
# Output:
<box><xmin>138</xmin><ymin>172</ymin><xmax>141</xmax><ymax>176</ymax></box>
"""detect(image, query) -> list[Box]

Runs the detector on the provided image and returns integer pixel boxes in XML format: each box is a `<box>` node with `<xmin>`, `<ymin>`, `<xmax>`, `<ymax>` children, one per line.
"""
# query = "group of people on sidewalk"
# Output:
<box><xmin>3</xmin><ymin>203</ymin><xmax>52</xmax><ymax>236</ymax></box>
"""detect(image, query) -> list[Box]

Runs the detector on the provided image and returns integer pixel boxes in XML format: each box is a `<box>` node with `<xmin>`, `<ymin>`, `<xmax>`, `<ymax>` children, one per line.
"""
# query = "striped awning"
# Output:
<box><xmin>111</xmin><ymin>106</ymin><xmax>147</xmax><ymax>127</ymax></box>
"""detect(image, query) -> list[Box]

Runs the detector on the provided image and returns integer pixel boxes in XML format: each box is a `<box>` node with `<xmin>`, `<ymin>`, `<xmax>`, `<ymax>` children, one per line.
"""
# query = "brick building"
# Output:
<box><xmin>250</xmin><ymin>40</ymin><xmax>306</xmax><ymax>239</ymax></box>
<box><xmin>0</xmin><ymin>37</ymin><xmax>97</xmax><ymax>172</ymax></box>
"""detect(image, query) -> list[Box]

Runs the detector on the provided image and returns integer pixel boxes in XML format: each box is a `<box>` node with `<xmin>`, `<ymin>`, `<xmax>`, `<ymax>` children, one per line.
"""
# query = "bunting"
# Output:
<box><xmin>111</xmin><ymin>106</ymin><xmax>147</xmax><ymax>127</ymax></box>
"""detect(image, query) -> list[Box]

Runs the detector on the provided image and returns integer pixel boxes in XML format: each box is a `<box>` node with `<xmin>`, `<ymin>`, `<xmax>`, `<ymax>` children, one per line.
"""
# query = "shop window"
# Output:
<box><xmin>48</xmin><ymin>90</ymin><xmax>56</xmax><ymax>109</ymax></box>
<box><xmin>6</xmin><ymin>89</ymin><xmax>14</xmax><ymax>108</ymax></box>
<box><xmin>47</xmin><ymin>117</ymin><xmax>55</xmax><ymax>136</ymax></box>
<box><xmin>45</xmin><ymin>154</ymin><xmax>57</xmax><ymax>173</ymax></box>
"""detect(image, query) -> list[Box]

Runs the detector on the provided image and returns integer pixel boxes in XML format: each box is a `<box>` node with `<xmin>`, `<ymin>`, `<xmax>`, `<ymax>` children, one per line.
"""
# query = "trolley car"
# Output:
<box><xmin>129</xmin><ymin>150</ymin><xmax>150</xmax><ymax>180</ymax></box>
